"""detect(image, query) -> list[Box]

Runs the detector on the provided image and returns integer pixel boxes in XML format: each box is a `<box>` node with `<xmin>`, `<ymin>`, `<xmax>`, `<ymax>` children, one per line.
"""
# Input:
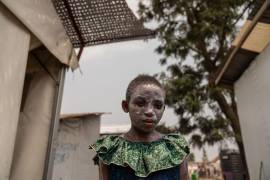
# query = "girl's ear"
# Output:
<box><xmin>122</xmin><ymin>100</ymin><xmax>129</xmax><ymax>113</ymax></box>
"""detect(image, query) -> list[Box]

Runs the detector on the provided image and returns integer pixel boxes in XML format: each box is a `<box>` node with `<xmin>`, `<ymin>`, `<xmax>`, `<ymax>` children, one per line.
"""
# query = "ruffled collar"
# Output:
<box><xmin>89</xmin><ymin>134</ymin><xmax>189</xmax><ymax>177</ymax></box>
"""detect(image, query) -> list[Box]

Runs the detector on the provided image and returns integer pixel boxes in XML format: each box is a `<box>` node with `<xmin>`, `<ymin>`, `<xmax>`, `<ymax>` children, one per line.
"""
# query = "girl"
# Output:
<box><xmin>90</xmin><ymin>75</ymin><xmax>189</xmax><ymax>180</ymax></box>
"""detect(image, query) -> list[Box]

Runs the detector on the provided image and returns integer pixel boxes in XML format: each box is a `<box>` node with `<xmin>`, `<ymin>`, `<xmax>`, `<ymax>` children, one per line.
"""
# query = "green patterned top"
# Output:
<box><xmin>89</xmin><ymin>134</ymin><xmax>189</xmax><ymax>177</ymax></box>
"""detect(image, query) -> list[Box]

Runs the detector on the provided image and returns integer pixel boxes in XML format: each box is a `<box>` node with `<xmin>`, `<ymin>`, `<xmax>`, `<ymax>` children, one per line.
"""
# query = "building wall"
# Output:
<box><xmin>235</xmin><ymin>44</ymin><xmax>270</xmax><ymax>180</ymax></box>
<box><xmin>0</xmin><ymin>4</ymin><xmax>30</xmax><ymax>179</ymax></box>
<box><xmin>10</xmin><ymin>57</ymin><xmax>62</xmax><ymax>180</ymax></box>
<box><xmin>52</xmin><ymin>116</ymin><xmax>100</xmax><ymax>180</ymax></box>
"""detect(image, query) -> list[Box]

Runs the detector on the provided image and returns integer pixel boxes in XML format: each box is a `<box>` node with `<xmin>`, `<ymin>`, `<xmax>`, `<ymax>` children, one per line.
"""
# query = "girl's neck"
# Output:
<box><xmin>123</xmin><ymin>128</ymin><xmax>163</xmax><ymax>142</ymax></box>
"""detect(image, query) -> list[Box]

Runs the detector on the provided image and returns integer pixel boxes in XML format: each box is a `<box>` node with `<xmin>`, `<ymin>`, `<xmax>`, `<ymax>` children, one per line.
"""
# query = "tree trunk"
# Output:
<box><xmin>212</xmin><ymin>89</ymin><xmax>250</xmax><ymax>180</ymax></box>
<box><xmin>236</xmin><ymin>138</ymin><xmax>250</xmax><ymax>180</ymax></box>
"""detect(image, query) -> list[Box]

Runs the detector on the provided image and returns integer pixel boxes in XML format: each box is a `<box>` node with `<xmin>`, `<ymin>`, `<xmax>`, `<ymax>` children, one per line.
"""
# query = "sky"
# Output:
<box><xmin>61</xmin><ymin>0</ymin><xmax>222</xmax><ymax>161</ymax></box>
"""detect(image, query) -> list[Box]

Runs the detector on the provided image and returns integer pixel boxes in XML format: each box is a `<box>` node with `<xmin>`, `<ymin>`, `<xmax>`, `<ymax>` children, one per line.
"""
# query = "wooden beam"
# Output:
<box><xmin>233</xmin><ymin>20</ymin><xmax>270</xmax><ymax>53</ymax></box>
<box><xmin>215</xmin><ymin>0</ymin><xmax>270</xmax><ymax>85</ymax></box>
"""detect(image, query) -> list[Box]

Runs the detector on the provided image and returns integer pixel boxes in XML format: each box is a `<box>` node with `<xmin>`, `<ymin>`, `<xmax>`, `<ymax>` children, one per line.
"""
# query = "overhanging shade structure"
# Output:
<box><xmin>52</xmin><ymin>0</ymin><xmax>155</xmax><ymax>49</ymax></box>
<box><xmin>214</xmin><ymin>0</ymin><xmax>270</xmax><ymax>87</ymax></box>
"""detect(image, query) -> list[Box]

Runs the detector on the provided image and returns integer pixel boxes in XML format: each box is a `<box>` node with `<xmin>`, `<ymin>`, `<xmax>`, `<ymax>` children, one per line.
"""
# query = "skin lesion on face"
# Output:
<box><xmin>122</xmin><ymin>83</ymin><xmax>166</xmax><ymax>142</ymax></box>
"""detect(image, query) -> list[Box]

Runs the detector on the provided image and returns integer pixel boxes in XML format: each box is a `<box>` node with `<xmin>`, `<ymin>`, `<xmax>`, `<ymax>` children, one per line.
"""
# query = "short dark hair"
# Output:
<box><xmin>126</xmin><ymin>74</ymin><xmax>164</xmax><ymax>102</ymax></box>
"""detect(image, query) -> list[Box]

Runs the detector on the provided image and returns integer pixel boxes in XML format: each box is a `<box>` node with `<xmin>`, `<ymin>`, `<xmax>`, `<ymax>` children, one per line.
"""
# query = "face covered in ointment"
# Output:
<box><xmin>123</xmin><ymin>83</ymin><xmax>166</xmax><ymax>134</ymax></box>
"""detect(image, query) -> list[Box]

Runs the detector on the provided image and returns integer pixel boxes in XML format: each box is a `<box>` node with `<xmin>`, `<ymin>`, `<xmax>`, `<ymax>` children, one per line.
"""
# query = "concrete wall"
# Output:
<box><xmin>52</xmin><ymin>116</ymin><xmax>100</xmax><ymax>180</ymax></box>
<box><xmin>235</xmin><ymin>44</ymin><xmax>270</xmax><ymax>180</ymax></box>
<box><xmin>0</xmin><ymin>3</ymin><xmax>30</xmax><ymax>179</ymax></box>
<box><xmin>10</xmin><ymin>56</ymin><xmax>62</xmax><ymax>180</ymax></box>
<box><xmin>0</xmin><ymin>1</ymin><xmax>76</xmax><ymax>179</ymax></box>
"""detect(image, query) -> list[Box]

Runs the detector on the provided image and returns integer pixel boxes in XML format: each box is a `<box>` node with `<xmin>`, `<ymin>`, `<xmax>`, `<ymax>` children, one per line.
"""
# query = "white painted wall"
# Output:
<box><xmin>235</xmin><ymin>44</ymin><xmax>270</xmax><ymax>180</ymax></box>
<box><xmin>0</xmin><ymin>3</ymin><xmax>30</xmax><ymax>179</ymax></box>
<box><xmin>52</xmin><ymin>116</ymin><xmax>100</xmax><ymax>180</ymax></box>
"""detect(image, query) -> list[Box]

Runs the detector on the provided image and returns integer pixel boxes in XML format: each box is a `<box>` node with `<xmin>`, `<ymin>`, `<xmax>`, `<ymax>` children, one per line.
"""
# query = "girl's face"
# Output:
<box><xmin>124</xmin><ymin>84</ymin><xmax>165</xmax><ymax>133</ymax></box>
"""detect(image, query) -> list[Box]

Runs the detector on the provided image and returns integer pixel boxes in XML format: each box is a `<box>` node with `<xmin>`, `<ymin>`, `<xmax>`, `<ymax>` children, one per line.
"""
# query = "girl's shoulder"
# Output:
<box><xmin>89</xmin><ymin>134</ymin><xmax>190</xmax><ymax>178</ymax></box>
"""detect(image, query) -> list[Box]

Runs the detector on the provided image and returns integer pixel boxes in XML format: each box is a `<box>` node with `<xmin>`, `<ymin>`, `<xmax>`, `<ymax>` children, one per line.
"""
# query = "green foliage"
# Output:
<box><xmin>139</xmin><ymin>0</ymin><xmax>255</xmax><ymax>148</ymax></box>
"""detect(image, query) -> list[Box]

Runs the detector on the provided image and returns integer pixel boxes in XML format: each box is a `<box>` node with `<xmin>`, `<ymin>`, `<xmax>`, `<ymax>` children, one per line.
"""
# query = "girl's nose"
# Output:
<box><xmin>145</xmin><ymin>106</ymin><xmax>154</xmax><ymax>117</ymax></box>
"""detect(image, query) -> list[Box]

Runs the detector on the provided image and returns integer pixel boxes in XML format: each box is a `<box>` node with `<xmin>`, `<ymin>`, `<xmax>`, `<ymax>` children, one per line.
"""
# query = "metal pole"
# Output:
<box><xmin>43</xmin><ymin>66</ymin><xmax>66</xmax><ymax>180</ymax></box>
<box><xmin>259</xmin><ymin>161</ymin><xmax>263</xmax><ymax>180</ymax></box>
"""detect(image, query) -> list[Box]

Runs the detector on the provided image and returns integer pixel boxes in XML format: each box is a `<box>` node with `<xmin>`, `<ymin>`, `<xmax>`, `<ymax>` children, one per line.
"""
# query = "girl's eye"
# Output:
<box><xmin>134</xmin><ymin>99</ymin><xmax>146</xmax><ymax>107</ymax></box>
<box><xmin>154</xmin><ymin>101</ymin><xmax>164</xmax><ymax>110</ymax></box>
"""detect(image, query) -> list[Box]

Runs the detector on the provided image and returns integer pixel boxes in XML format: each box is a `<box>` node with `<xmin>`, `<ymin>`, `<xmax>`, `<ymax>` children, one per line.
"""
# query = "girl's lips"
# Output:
<box><xmin>143</xmin><ymin>119</ymin><xmax>156</xmax><ymax>128</ymax></box>
<box><xmin>144</xmin><ymin>119</ymin><xmax>154</xmax><ymax>122</ymax></box>
<box><xmin>143</xmin><ymin>123</ymin><xmax>154</xmax><ymax>129</ymax></box>
<box><xmin>143</xmin><ymin>120</ymin><xmax>155</xmax><ymax>124</ymax></box>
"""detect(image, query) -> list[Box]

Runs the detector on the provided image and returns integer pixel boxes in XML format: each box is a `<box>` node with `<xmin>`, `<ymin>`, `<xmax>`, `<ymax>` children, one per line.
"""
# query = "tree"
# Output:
<box><xmin>138</xmin><ymin>0</ymin><xmax>258</xmax><ymax>178</ymax></box>
<box><xmin>202</xmin><ymin>148</ymin><xmax>208</xmax><ymax>163</ymax></box>
<box><xmin>188</xmin><ymin>152</ymin><xmax>195</xmax><ymax>163</ymax></box>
